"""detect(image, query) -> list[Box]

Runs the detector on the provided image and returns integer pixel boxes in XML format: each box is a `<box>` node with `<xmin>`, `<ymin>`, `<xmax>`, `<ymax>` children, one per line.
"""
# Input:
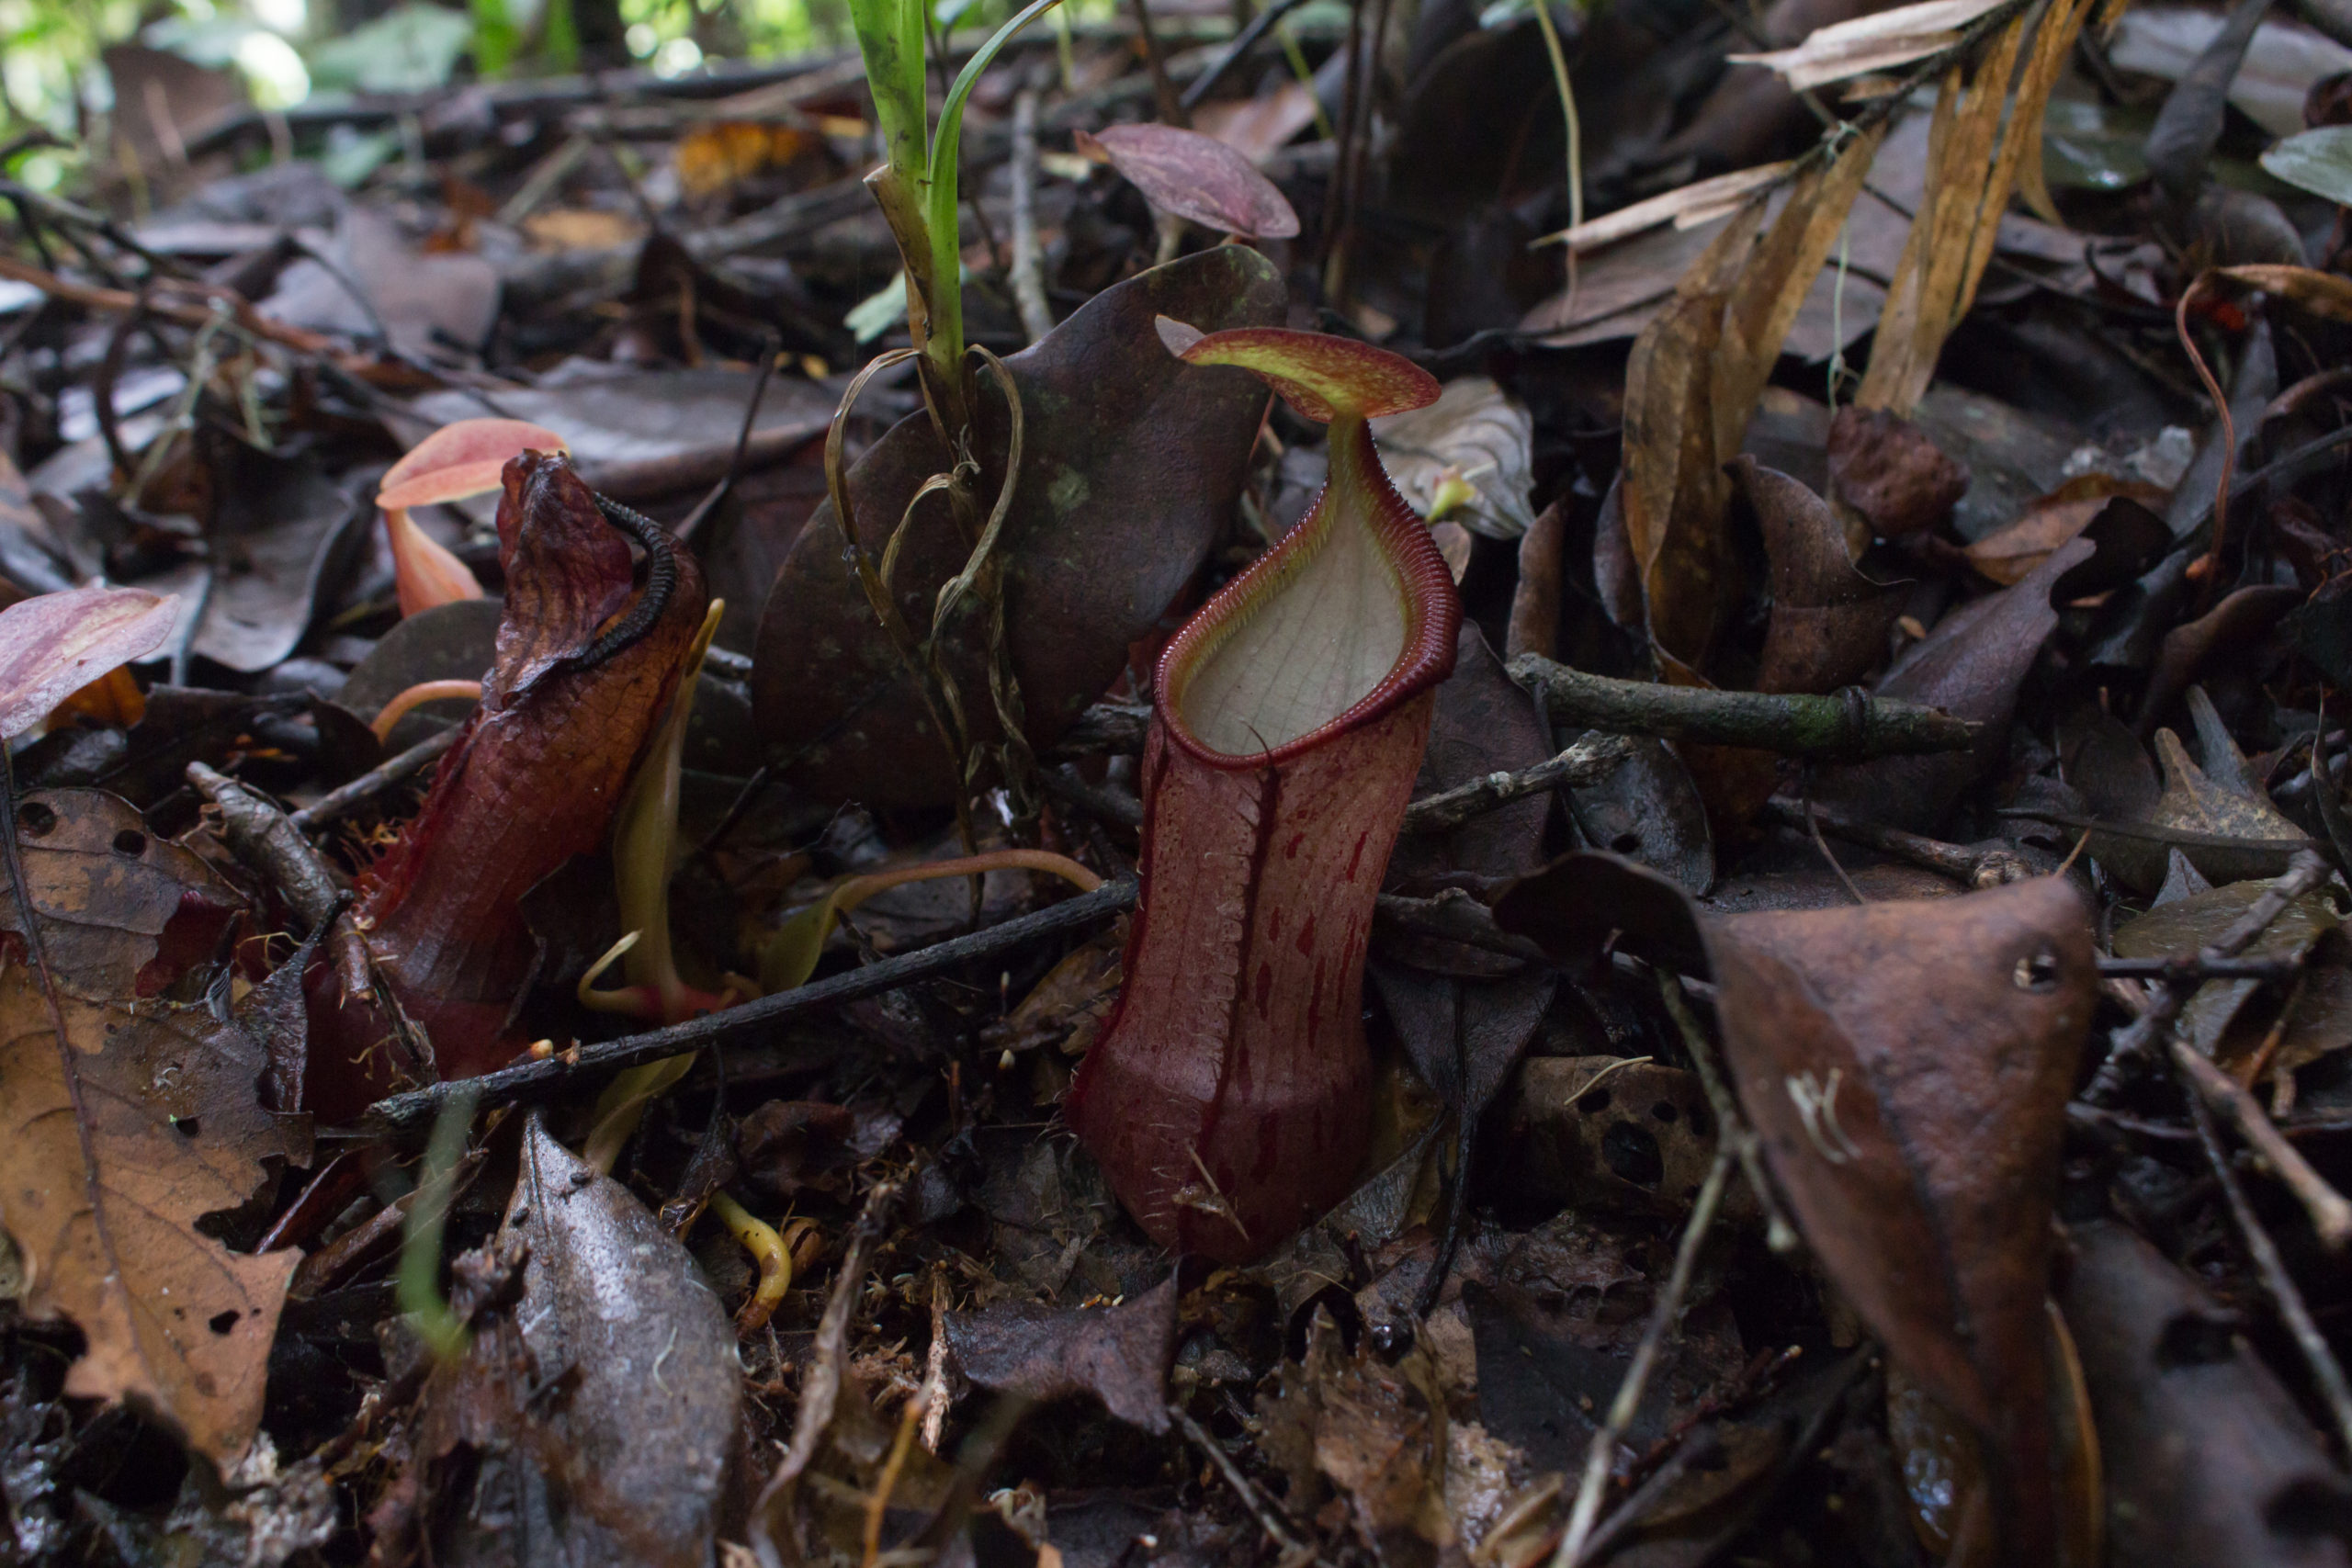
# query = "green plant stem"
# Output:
<box><xmin>398</xmin><ymin>1084</ymin><xmax>479</xmax><ymax>1361</ymax></box>
<box><xmin>919</xmin><ymin>0</ymin><xmax>1064</xmax><ymax>421</ymax></box>
<box><xmin>1528</xmin><ymin>0</ymin><xmax>1580</xmax><ymax>231</ymax></box>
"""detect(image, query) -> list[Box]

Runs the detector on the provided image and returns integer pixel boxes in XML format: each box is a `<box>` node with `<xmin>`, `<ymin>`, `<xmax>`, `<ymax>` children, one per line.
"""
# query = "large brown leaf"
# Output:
<box><xmin>0</xmin><ymin>788</ymin><xmax>299</xmax><ymax>1465</ymax></box>
<box><xmin>381</xmin><ymin>1117</ymin><xmax>743</xmax><ymax>1566</ymax></box>
<box><xmin>1707</xmin><ymin>877</ymin><xmax>2095</xmax><ymax>1563</ymax></box>
<box><xmin>752</xmin><ymin>246</ymin><xmax>1285</xmax><ymax>807</ymax></box>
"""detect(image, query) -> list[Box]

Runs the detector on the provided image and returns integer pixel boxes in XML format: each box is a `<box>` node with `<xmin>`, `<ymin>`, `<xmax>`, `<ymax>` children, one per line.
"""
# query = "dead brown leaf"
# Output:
<box><xmin>1708</xmin><ymin>877</ymin><xmax>2095</xmax><ymax>1563</ymax></box>
<box><xmin>1827</xmin><ymin>404</ymin><xmax>1970</xmax><ymax>540</ymax></box>
<box><xmin>1735</xmin><ymin>457</ymin><xmax>1907</xmax><ymax>694</ymax></box>
<box><xmin>0</xmin><ymin>789</ymin><xmax>298</xmax><ymax>1465</ymax></box>
<box><xmin>944</xmin><ymin>1273</ymin><xmax>1178</xmax><ymax>1432</ymax></box>
<box><xmin>1077</xmin><ymin>123</ymin><xmax>1299</xmax><ymax>240</ymax></box>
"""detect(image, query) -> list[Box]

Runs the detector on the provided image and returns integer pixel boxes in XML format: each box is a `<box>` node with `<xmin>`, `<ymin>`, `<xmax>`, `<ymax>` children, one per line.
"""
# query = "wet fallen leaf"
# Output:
<box><xmin>0</xmin><ymin>585</ymin><xmax>176</xmax><ymax>740</ymax></box>
<box><xmin>2112</xmin><ymin>878</ymin><xmax>2337</xmax><ymax>1055</ymax></box>
<box><xmin>0</xmin><ymin>788</ymin><xmax>297</xmax><ymax>1465</ymax></box>
<box><xmin>379</xmin><ymin>1116</ymin><xmax>743</xmax><ymax>1566</ymax></box>
<box><xmin>1736</xmin><ymin>457</ymin><xmax>1906</xmax><ymax>695</ymax></box>
<box><xmin>1258</xmin><ymin>1308</ymin><xmax>1453</xmax><ymax>1550</ymax></box>
<box><xmin>1815</xmin><ymin>536</ymin><xmax>2093</xmax><ymax>832</ymax></box>
<box><xmin>1571</xmin><ymin>736</ymin><xmax>1716</xmax><ymax>895</ymax></box>
<box><xmin>1826</xmin><ymin>402</ymin><xmax>1971</xmax><ymax>541</ymax></box>
<box><xmin>944</xmin><ymin>1273</ymin><xmax>1177</xmax><ymax>1432</ymax></box>
<box><xmin>1962</xmin><ymin>486</ymin><xmax>2167</xmax><ymax>587</ymax></box>
<box><xmin>398</xmin><ymin>369</ymin><xmax>837</xmax><ymax>503</ymax></box>
<box><xmin>1499</xmin><ymin>1055</ymin><xmax>1721</xmax><ymax>1220</ymax></box>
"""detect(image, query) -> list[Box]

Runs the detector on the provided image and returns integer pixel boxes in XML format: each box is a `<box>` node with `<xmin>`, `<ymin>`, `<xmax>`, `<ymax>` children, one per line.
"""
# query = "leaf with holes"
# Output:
<box><xmin>1705</xmin><ymin>879</ymin><xmax>2096</xmax><ymax>1565</ymax></box>
<box><xmin>0</xmin><ymin>787</ymin><xmax>301</xmax><ymax>1465</ymax></box>
<box><xmin>1495</xmin><ymin>856</ymin><xmax>2098</xmax><ymax>1562</ymax></box>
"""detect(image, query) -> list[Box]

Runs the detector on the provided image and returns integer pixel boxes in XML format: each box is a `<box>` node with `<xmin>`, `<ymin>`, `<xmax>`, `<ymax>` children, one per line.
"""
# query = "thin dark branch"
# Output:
<box><xmin>357</xmin><ymin>881</ymin><xmax>1137</xmax><ymax>1138</ymax></box>
<box><xmin>289</xmin><ymin>728</ymin><xmax>462</xmax><ymax>833</ymax></box>
<box><xmin>2188</xmin><ymin>1091</ymin><xmax>2352</xmax><ymax>1456</ymax></box>
<box><xmin>1403</xmin><ymin>734</ymin><xmax>1632</xmax><ymax>836</ymax></box>
<box><xmin>2086</xmin><ymin>850</ymin><xmax>2330</xmax><ymax>1105</ymax></box>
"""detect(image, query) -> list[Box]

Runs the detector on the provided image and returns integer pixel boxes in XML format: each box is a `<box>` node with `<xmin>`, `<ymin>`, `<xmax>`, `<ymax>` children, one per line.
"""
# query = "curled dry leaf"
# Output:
<box><xmin>1734</xmin><ymin>457</ymin><xmax>1907</xmax><ymax>695</ymax></box>
<box><xmin>1826</xmin><ymin>404</ymin><xmax>1970</xmax><ymax>540</ymax></box>
<box><xmin>1257</xmin><ymin>1310</ymin><xmax>1453</xmax><ymax>1552</ymax></box>
<box><xmin>0</xmin><ymin>788</ymin><xmax>300</xmax><ymax>1466</ymax></box>
<box><xmin>1370</xmin><ymin>377</ymin><xmax>1538</xmax><ymax>540</ymax></box>
<box><xmin>1493</xmin><ymin>854</ymin><xmax>2097</xmax><ymax>1562</ymax></box>
<box><xmin>1854</xmin><ymin>0</ymin><xmax>2099</xmax><ymax>415</ymax></box>
<box><xmin>1077</xmin><ymin>122</ymin><xmax>1300</xmax><ymax>239</ymax></box>
<box><xmin>314</xmin><ymin>454</ymin><xmax>707</xmax><ymax>1103</ymax></box>
<box><xmin>2061</xmin><ymin>1219</ymin><xmax>2352</xmax><ymax>1565</ymax></box>
<box><xmin>1706</xmin><ymin>878</ymin><xmax>2096</xmax><ymax>1565</ymax></box>
<box><xmin>0</xmin><ymin>586</ymin><xmax>177</xmax><ymax>741</ymax></box>
<box><xmin>943</xmin><ymin>1273</ymin><xmax>1178</xmax><ymax>1432</ymax></box>
<box><xmin>753</xmin><ymin>248</ymin><xmax>1285</xmax><ymax>807</ymax></box>
<box><xmin>381</xmin><ymin>1116</ymin><xmax>742</xmax><ymax>1567</ymax></box>
<box><xmin>1962</xmin><ymin>485</ymin><xmax>2167</xmax><ymax>587</ymax></box>
<box><xmin>1535</xmin><ymin>163</ymin><xmax>1793</xmax><ymax>254</ymax></box>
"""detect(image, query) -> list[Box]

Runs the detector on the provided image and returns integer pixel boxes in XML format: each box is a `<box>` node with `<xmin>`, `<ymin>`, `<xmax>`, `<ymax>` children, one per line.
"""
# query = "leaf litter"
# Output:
<box><xmin>6</xmin><ymin>2</ymin><xmax>2352</xmax><ymax>1565</ymax></box>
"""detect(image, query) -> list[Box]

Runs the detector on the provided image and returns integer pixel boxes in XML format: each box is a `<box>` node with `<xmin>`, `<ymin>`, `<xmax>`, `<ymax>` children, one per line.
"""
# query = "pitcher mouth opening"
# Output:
<box><xmin>1158</xmin><ymin>420</ymin><xmax>1458</xmax><ymax>770</ymax></box>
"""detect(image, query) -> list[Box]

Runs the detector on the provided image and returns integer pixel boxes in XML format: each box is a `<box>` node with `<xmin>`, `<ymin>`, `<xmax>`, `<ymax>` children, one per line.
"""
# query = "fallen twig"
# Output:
<box><xmin>2095</xmin><ymin>955</ymin><xmax>2302</xmax><ymax>981</ymax></box>
<box><xmin>2188</xmin><ymin>1092</ymin><xmax>2352</xmax><ymax>1456</ymax></box>
<box><xmin>1169</xmin><ymin>1402</ymin><xmax>1310</xmax><ymax>1559</ymax></box>
<box><xmin>288</xmin><ymin>727</ymin><xmax>462</xmax><ymax>832</ymax></box>
<box><xmin>2171</xmin><ymin>1039</ymin><xmax>2352</xmax><ymax>1251</ymax></box>
<box><xmin>1554</xmin><ymin>1144</ymin><xmax>1736</xmax><ymax>1567</ymax></box>
<box><xmin>1762</xmin><ymin>795</ymin><xmax>2038</xmax><ymax>887</ymax></box>
<box><xmin>1404</xmin><ymin>733</ymin><xmax>1633</xmax><ymax>837</ymax></box>
<box><xmin>357</xmin><ymin>880</ymin><xmax>1137</xmax><ymax>1138</ymax></box>
<box><xmin>749</xmin><ymin>1170</ymin><xmax>905</xmax><ymax>1568</ymax></box>
<box><xmin>1374</xmin><ymin>888</ymin><xmax>1548</xmax><ymax>963</ymax></box>
<box><xmin>1508</xmin><ymin>655</ymin><xmax>1978</xmax><ymax>759</ymax></box>
<box><xmin>1040</xmin><ymin>762</ymin><xmax>1143</xmax><ymax>829</ymax></box>
<box><xmin>1657</xmin><ymin>969</ymin><xmax>1796</xmax><ymax>1253</ymax></box>
<box><xmin>0</xmin><ymin>254</ymin><xmax>337</xmax><ymax>357</ymax></box>
<box><xmin>1009</xmin><ymin>87</ymin><xmax>1055</xmax><ymax>344</ymax></box>
<box><xmin>189</xmin><ymin>761</ymin><xmax>373</xmax><ymax>999</ymax></box>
